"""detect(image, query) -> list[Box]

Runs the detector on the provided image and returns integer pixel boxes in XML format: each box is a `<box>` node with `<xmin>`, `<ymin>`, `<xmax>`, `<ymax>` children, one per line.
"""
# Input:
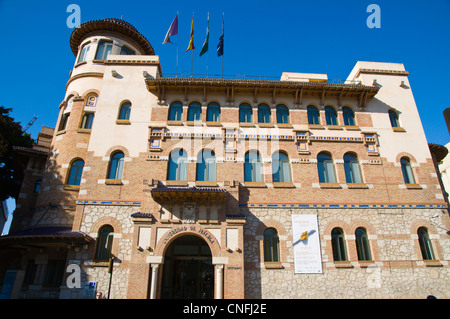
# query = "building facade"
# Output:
<box><xmin>0</xmin><ymin>18</ymin><xmax>449</xmax><ymax>299</ymax></box>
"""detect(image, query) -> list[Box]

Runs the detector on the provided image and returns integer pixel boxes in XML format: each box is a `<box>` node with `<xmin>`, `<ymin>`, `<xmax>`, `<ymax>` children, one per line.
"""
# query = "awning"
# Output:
<box><xmin>151</xmin><ymin>186</ymin><xmax>227</xmax><ymax>203</ymax></box>
<box><xmin>0</xmin><ymin>226</ymin><xmax>94</xmax><ymax>246</ymax></box>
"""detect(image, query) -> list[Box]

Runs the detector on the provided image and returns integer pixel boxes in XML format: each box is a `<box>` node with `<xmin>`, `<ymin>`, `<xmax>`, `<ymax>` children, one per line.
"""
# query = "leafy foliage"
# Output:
<box><xmin>0</xmin><ymin>106</ymin><xmax>34</xmax><ymax>201</ymax></box>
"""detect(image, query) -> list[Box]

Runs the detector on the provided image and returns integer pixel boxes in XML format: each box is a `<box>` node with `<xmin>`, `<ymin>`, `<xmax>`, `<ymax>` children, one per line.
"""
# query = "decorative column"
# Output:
<box><xmin>149</xmin><ymin>263</ymin><xmax>160</xmax><ymax>299</ymax></box>
<box><xmin>214</xmin><ymin>264</ymin><xmax>224</xmax><ymax>299</ymax></box>
<box><xmin>146</xmin><ymin>256</ymin><xmax>164</xmax><ymax>299</ymax></box>
<box><xmin>212</xmin><ymin>256</ymin><xmax>228</xmax><ymax>299</ymax></box>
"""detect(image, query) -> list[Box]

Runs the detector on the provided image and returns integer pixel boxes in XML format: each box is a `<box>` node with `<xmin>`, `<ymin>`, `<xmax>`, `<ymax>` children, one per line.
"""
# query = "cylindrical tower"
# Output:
<box><xmin>29</xmin><ymin>18</ymin><xmax>156</xmax><ymax>228</ymax></box>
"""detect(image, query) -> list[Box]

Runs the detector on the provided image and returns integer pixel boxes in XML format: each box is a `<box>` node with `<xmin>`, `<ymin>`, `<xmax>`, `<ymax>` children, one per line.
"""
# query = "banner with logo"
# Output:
<box><xmin>291</xmin><ymin>214</ymin><xmax>323</xmax><ymax>274</ymax></box>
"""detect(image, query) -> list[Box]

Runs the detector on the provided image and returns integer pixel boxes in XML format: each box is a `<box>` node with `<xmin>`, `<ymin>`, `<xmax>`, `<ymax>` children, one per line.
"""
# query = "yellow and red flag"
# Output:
<box><xmin>186</xmin><ymin>13</ymin><xmax>195</xmax><ymax>52</ymax></box>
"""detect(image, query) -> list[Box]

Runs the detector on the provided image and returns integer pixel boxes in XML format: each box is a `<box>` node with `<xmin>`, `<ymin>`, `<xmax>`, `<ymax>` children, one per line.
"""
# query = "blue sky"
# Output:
<box><xmin>0</xmin><ymin>0</ymin><xmax>449</xmax><ymax>147</ymax></box>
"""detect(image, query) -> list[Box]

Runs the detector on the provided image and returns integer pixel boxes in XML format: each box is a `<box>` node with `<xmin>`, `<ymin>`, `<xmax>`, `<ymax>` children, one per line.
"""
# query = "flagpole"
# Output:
<box><xmin>176</xmin><ymin>12</ymin><xmax>179</xmax><ymax>77</ymax></box>
<box><xmin>207</xmin><ymin>12</ymin><xmax>209</xmax><ymax>78</ymax></box>
<box><xmin>222</xmin><ymin>12</ymin><xmax>224</xmax><ymax>78</ymax></box>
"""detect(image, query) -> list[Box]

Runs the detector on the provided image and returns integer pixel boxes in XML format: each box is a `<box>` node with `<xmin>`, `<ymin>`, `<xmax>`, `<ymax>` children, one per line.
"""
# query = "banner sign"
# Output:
<box><xmin>291</xmin><ymin>214</ymin><xmax>323</xmax><ymax>273</ymax></box>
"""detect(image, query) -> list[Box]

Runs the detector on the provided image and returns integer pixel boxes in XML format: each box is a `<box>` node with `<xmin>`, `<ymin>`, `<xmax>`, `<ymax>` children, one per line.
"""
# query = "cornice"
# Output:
<box><xmin>66</xmin><ymin>72</ymin><xmax>104</xmax><ymax>90</ymax></box>
<box><xmin>145</xmin><ymin>77</ymin><xmax>380</xmax><ymax>108</ymax></box>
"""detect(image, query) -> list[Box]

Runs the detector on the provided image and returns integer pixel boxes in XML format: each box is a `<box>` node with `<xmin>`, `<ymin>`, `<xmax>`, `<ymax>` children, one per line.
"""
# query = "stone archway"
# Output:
<box><xmin>161</xmin><ymin>235</ymin><xmax>214</xmax><ymax>299</ymax></box>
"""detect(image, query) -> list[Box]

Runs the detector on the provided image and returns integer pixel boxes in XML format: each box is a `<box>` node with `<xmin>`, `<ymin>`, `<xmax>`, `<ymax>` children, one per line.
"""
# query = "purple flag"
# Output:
<box><xmin>163</xmin><ymin>13</ymin><xmax>178</xmax><ymax>44</ymax></box>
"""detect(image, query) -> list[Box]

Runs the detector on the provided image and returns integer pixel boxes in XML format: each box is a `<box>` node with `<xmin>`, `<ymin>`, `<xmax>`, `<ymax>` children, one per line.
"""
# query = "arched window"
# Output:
<box><xmin>120</xmin><ymin>45</ymin><xmax>135</xmax><ymax>55</ymax></box>
<box><xmin>206</xmin><ymin>103</ymin><xmax>221</xmax><ymax>122</ymax></box>
<box><xmin>272</xmin><ymin>151</ymin><xmax>291</xmax><ymax>183</ymax></box>
<box><xmin>80</xmin><ymin>113</ymin><xmax>94</xmax><ymax>129</ymax></box>
<box><xmin>388</xmin><ymin>110</ymin><xmax>400</xmax><ymax>128</ymax></box>
<box><xmin>244</xmin><ymin>151</ymin><xmax>263</xmax><ymax>183</ymax></box>
<box><xmin>118</xmin><ymin>102</ymin><xmax>131</xmax><ymax>120</ymax></box>
<box><xmin>344</xmin><ymin>153</ymin><xmax>363</xmax><ymax>183</ymax></box>
<box><xmin>355</xmin><ymin>227</ymin><xmax>371</xmax><ymax>261</ymax></box>
<box><xmin>239</xmin><ymin>103</ymin><xmax>252</xmax><ymax>123</ymax></box>
<box><xmin>95</xmin><ymin>225</ymin><xmax>114</xmax><ymax>261</ymax></box>
<box><xmin>325</xmin><ymin>106</ymin><xmax>338</xmax><ymax>126</ymax></box>
<box><xmin>276</xmin><ymin>105</ymin><xmax>289</xmax><ymax>124</ymax></box>
<box><xmin>418</xmin><ymin>227</ymin><xmax>435</xmax><ymax>260</ymax></box>
<box><xmin>196</xmin><ymin>149</ymin><xmax>216</xmax><ymax>182</ymax></box>
<box><xmin>307</xmin><ymin>105</ymin><xmax>320</xmax><ymax>125</ymax></box>
<box><xmin>168</xmin><ymin>101</ymin><xmax>183</xmax><ymax>121</ymax></box>
<box><xmin>187</xmin><ymin>102</ymin><xmax>202</xmax><ymax>121</ymax></box>
<box><xmin>317</xmin><ymin>152</ymin><xmax>336</xmax><ymax>183</ymax></box>
<box><xmin>264</xmin><ymin>228</ymin><xmax>280</xmax><ymax>262</ymax></box>
<box><xmin>77</xmin><ymin>42</ymin><xmax>90</xmax><ymax>64</ymax></box>
<box><xmin>95</xmin><ymin>40</ymin><xmax>113</xmax><ymax>60</ymax></box>
<box><xmin>107</xmin><ymin>152</ymin><xmax>124</xmax><ymax>179</ymax></box>
<box><xmin>67</xmin><ymin>159</ymin><xmax>84</xmax><ymax>186</ymax></box>
<box><xmin>400</xmin><ymin>157</ymin><xmax>415</xmax><ymax>184</ymax></box>
<box><xmin>258</xmin><ymin>104</ymin><xmax>271</xmax><ymax>123</ymax></box>
<box><xmin>342</xmin><ymin>107</ymin><xmax>355</xmax><ymax>126</ymax></box>
<box><xmin>167</xmin><ymin>149</ymin><xmax>188</xmax><ymax>181</ymax></box>
<box><xmin>331</xmin><ymin>228</ymin><xmax>347</xmax><ymax>261</ymax></box>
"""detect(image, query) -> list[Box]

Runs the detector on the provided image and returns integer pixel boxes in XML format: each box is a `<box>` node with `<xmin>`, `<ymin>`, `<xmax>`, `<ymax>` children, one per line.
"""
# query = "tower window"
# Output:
<box><xmin>80</xmin><ymin>112</ymin><xmax>94</xmax><ymax>129</ymax></box>
<box><xmin>67</xmin><ymin>159</ymin><xmax>85</xmax><ymax>186</ymax></box>
<box><xmin>107</xmin><ymin>152</ymin><xmax>124</xmax><ymax>180</ymax></box>
<box><xmin>95</xmin><ymin>40</ymin><xmax>113</xmax><ymax>60</ymax></box>
<box><xmin>389</xmin><ymin>110</ymin><xmax>400</xmax><ymax>128</ymax></box>
<box><xmin>400</xmin><ymin>157</ymin><xmax>415</xmax><ymax>184</ymax></box>
<box><xmin>120</xmin><ymin>45</ymin><xmax>135</xmax><ymax>55</ymax></box>
<box><xmin>118</xmin><ymin>102</ymin><xmax>131</xmax><ymax>120</ymax></box>
<box><xmin>77</xmin><ymin>43</ymin><xmax>90</xmax><ymax>64</ymax></box>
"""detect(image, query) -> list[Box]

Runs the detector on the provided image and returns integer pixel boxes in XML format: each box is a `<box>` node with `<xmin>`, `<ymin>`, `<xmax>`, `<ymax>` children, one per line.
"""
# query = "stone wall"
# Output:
<box><xmin>243</xmin><ymin>207</ymin><xmax>450</xmax><ymax>299</ymax></box>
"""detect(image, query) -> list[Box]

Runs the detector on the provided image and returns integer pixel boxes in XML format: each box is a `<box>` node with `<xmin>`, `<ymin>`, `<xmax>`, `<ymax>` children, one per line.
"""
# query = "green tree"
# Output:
<box><xmin>0</xmin><ymin>106</ymin><xmax>34</xmax><ymax>201</ymax></box>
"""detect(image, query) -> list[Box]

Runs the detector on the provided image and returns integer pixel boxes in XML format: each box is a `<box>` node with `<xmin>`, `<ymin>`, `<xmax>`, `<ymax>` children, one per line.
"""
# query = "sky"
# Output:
<box><xmin>1</xmin><ymin>0</ymin><xmax>450</xmax><ymax>230</ymax></box>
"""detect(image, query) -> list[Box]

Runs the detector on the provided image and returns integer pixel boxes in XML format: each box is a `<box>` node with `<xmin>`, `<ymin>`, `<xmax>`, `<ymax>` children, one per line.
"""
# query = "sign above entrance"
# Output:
<box><xmin>291</xmin><ymin>214</ymin><xmax>323</xmax><ymax>274</ymax></box>
<box><xmin>162</xmin><ymin>225</ymin><xmax>216</xmax><ymax>246</ymax></box>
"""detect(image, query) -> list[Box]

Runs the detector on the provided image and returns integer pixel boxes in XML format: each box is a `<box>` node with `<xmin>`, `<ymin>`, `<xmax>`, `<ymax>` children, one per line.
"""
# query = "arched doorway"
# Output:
<box><xmin>161</xmin><ymin>235</ymin><xmax>214</xmax><ymax>299</ymax></box>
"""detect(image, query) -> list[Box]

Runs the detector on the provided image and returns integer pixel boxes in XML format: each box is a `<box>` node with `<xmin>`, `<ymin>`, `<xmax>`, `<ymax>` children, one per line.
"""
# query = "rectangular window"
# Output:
<box><xmin>58</xmin><ymin>113</ymin><xmax>70</xmax><ymax>131</ymax></box>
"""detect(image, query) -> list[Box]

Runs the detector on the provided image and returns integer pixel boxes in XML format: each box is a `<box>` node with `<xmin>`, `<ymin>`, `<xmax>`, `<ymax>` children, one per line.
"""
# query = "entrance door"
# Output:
<box><xmin>161</xmin><ymin>235</ymin><xmax>214</xmax><ymax>299</ymax></box>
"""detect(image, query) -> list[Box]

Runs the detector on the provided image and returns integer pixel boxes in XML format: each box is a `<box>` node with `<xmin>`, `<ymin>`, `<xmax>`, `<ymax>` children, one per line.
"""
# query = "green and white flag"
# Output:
<box><xmin>199</xmin><ymin>13</ymin><xmax>209</xmax><ymax>56</ymax></box>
